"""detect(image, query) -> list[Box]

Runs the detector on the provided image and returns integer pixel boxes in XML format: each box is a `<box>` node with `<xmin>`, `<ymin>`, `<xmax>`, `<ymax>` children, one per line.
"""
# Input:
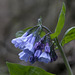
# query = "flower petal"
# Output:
<box><xmin>39</xmin><ymin>52</ymin><xmax>51</xmax><ymax>63</ymax></box>
<box><xmin>22</xmin><ymin>32</ymin><xmax>28</xmax><ymax>37</ymax></box>
<box><xmin>31</xmin><ymin>36</ymin><xmax>36</xmax><ymax>44</ymax></box>
<box><xmin>29</xmin><ymin>56</ymin><xmax>35</xmax><ymax>64</ymax></box>
<box><xmin>34</xmin><ymin>50</ymin><xmax>42</xmax><ymax>58</ymax></box>
<box><xmin>23</xmin><ymin>36</ymin><xmax>36</xmax><ymax>55</ymax></box>
<box><xmin>18</xmin><ymin>51</ymin><xmax>30</xmax><ymax>62</ymax></box>
<box><xmin>45</xmin><ymin>43</ymin><xmax>50</xmax><ymax>53</ymax></box>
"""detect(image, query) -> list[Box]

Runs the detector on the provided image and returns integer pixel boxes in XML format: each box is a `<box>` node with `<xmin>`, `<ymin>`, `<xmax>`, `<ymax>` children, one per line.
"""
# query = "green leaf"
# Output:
<box><xmin>50</xmin><ymin>3</ymin><xmax>66</xmax><ymax>39</ymax></box>
<box><xmin>16</xmin><ymin>27</ymin><xmax>33</xmax><ymax>38</ymax></box>
<box><xmin>61</xmin><ymin>27</ymin><xmax>75</xmax><ymax>46</ymax></box>
<box><xmin>6</xmin><ymin>62</ymin><xmax>55</xmax><ymax>75</ymax></box>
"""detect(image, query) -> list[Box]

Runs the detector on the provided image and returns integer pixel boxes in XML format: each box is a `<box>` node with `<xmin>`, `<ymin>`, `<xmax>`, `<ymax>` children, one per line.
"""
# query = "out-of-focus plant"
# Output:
<box><xmin>6</xmin><ymin>2</ymin><xmax>74</xmax><ymax>75</ymax></box>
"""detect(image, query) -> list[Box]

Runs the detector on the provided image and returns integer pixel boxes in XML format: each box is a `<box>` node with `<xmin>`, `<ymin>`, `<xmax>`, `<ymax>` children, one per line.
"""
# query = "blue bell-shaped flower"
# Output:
<box><xmin>23</xmin><ymin>36</ymin><xmax>36</xmax><ymax>55</ymax></box>
<box><xmin>18</xmin><ymin>51</ymin><xmax>30</xmax><ymax>62</ymax></box>
<box><xmin>39</xmin><ymin>52</ymin><xmax>51</xmax><ymax>63</ymax></box>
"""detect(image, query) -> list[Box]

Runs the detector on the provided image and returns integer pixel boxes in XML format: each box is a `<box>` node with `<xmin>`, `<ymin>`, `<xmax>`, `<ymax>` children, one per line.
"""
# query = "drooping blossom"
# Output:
<box><xmin>38</xmin><ymin>52</ymin><xmax>51</xmax><ymax>63</ymax></box>
<box><xmin>34</xmin><ymin>50</ymin><xmax>42</xmax><ymax>60</ymax></box>
<box><xmin>18</xmin><ymin>51</ymin><xmax>30</xmax><ymax>62</ymax></box>
<box><xmin>11</xmin><ymin>26</ymin><xmax>58</xmax><ymax>64</ymax></box>
<box><xmin>45</xmin><ymin>43</ymin><xmax>50</xmax><ymax>53</ymax></box>
<box><xmin>24</xmin><ymin>36</ymin><xmax>36</xmax><ymax>55</ymax></box>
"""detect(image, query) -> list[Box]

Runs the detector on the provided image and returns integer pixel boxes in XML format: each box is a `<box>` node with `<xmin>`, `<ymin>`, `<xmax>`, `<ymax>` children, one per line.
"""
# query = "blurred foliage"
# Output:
<box><xmin>7</xmin><ymin>62</ymin><xmax>55</xmax><ymax>75</ymax></box>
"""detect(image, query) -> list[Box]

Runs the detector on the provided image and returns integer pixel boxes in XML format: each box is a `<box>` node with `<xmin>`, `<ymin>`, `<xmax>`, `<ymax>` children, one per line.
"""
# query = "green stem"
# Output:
<box><xmin>42</xmin><ymin>25</ymin><xmax>52</xmax><ymax>34</ymax></box>
<box><xmin>55</xmin><ymin>37</ymin><xmax>73</xmax><ymax>75</ymax></box>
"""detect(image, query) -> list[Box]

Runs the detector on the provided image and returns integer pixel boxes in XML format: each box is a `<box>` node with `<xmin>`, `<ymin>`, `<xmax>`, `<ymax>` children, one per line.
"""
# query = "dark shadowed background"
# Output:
<box><xmin>0</xmin><ymin>0</ymin><xmax>75</xmax><ymax>75</ymax></box>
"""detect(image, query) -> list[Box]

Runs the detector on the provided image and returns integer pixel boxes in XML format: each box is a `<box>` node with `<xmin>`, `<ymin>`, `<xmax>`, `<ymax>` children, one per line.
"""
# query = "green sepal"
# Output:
<box><xmin>16</xmin><ymin>27</ymin><xmax>33</xmax><ymax>38</ymax></box>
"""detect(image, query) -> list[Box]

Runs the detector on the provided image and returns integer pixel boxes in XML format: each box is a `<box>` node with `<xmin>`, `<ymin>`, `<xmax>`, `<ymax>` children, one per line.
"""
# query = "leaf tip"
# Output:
<box><xmin>62</xmin><ymin>2</ymin><xmax>66</xmax><ymax>14</ymax></box>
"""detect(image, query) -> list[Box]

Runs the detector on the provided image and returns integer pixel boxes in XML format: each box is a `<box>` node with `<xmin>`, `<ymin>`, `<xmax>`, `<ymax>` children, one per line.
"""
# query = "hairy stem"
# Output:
<box><xmin>55</xmin><ymin>37</ymin><xmax>73</xmax><ymax>75</ymax></box>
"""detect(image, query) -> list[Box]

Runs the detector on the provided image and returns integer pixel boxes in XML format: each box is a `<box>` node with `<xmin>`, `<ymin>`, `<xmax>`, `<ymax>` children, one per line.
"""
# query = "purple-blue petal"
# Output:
<box><xmin>11</xmin><ymin>37</ymin><xmax>23</xmax><ymax>48</ymax></box>
<box><xmin>41</xmin><ymin>44</ymin><xmax>45</xmax><ymax>49</ymax></box>
<box><xmin>11</xmin><ymin>37</ymin><xmax>22</xmax><ymax>44</ymax></box>
<box><xmin>18</xmin><ymin>51</ymin><xmax>29</xmax><ymax>62</ymax></box>
<box><xmin>34</xmin><ymin>50</ymin><xmax>42</xmax><ymax>58</ymax></box>
<box><xmin>23</xmin><ymin>36</ymin><xmax>36</xmax><ymax>55</ymax></box>
<box><xmin>34</xmin><ymin>42</ymin><xmax>41</xmax><ymax>49</ymax></box>
<box><xmin>38</xmin><ymin>52</ymin><xmax>51</xmax><ymax>63</ymax></box>
<box><xmin>22</xmin><ymin>32</ymin><xmax>28</xmax><ymax>37</ymax></box>
<box><xmin>45</xmin><ymin>43</ymin><xmax>50</xmax><ymax>53</ymax></box>
<box><xmin>24</xmin><ymin>49</ymin><xmax>34</xmax><ymax>55</ymax></box>
<box><xmin>24</xmin><ymin>43</ymin><xmax>35</xmax><ymax>54</ymax></box>
<box><xmin>29</xmin><ymin>56</ymin><xmax>35</xmax><ymax>64</ymax></box>
<box><xmin>31</xmin><ymin>36</ymin><xmax>36</xmax><ymax>44</ymax></box>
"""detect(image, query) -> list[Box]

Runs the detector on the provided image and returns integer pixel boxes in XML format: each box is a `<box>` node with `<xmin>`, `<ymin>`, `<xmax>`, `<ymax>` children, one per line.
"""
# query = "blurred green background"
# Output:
<box><xmin>0</xmin><ymin>0</ymin><xmax>75</xmax><ymax>75</ymax></box>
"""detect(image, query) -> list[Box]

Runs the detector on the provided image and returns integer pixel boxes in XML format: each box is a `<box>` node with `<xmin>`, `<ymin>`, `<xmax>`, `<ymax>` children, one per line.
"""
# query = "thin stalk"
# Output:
<box><xmin>42</xmin><ymin>25</ymin><xmax>52</xmax><ymax>34</ymax></box>
<box><xmin>55</xmin><ymin>37</ymin><xmax>73</xmax><ymax>75</ymax></box>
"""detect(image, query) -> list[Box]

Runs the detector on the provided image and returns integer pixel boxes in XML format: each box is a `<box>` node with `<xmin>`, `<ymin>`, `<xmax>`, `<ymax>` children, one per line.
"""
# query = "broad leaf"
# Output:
<box><xmin>50</xmin><ymin>3</ymin><xmax>66</xmax><ymax>39</ymax></box>
<box><xmin>6</xmin><ymin>62</ymin><xmax>55</xmax><ymax>75</ymax></box>
<box><xmin>16</xmin><ymin>27</ymin><xmax>33</xmax><ymax>38</ymax></box>
<box><xmin>61</xmin><ymin>27</ymin><xmax>75</xmax><ymax>46</ymax></box>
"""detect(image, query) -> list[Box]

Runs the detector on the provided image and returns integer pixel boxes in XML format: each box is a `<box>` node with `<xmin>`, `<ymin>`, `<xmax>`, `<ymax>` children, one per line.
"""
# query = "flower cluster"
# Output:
<box><xmin>11</xmin><ymin>16</ymin><xmax>57</xmax><ymax>63</ymax></box>
<box><xmin>33</xmin><ymin>36</ymin><xmax>58</xmax><ymax>63</ymax></box>
<box><xmin>11</xmin><ymin>25</ymin><xmax>58</xmax><ymax>64</ymax></box>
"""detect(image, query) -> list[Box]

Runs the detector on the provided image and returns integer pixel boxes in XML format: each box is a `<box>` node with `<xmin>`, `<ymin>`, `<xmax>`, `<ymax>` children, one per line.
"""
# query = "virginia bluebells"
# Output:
<box><xmin>11</xmin><ymin>20</ymin><xmax>58</xmax><ymax>64</ymax></box>
<box><xmin>45</xmin><ymin>43</ymin><xmax>50</xmax><ymax>53</ymax></box>
<box><xmin>23</xmin><ymin>36</ymin><xmax>36</xmax><ymax>55</ymax></box>
<box><xmin>18</xmin><ymin>51</ymin><xmax>30</xmax><ymax>62</ymax></box>
<box><xmin>34</xmin><ymin>50</ymin><xmax>42</xmax><ymax>60</ymax></box>
<box><xmin>39</xmin><ymin>52</ymin><xmax>51</xmax><ymax>63</ymax></box>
